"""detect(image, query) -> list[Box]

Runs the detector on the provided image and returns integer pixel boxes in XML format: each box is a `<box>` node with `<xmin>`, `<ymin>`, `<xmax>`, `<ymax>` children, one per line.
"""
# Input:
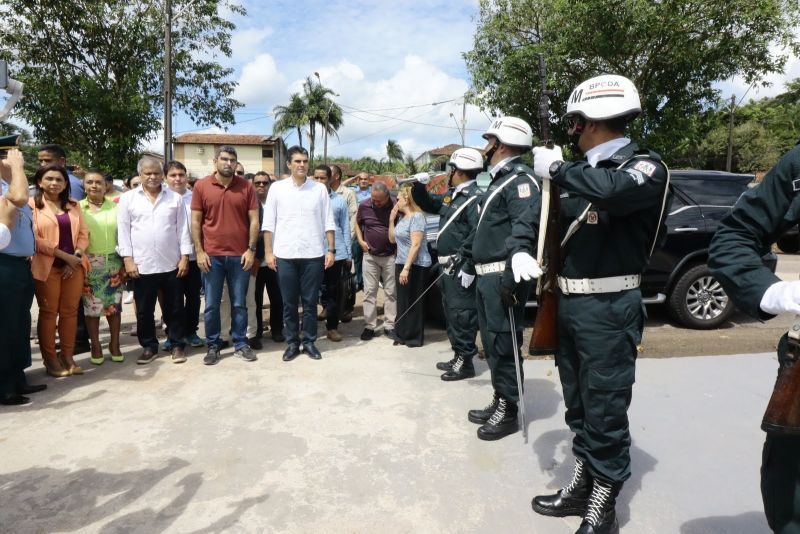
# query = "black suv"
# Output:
<box><xmin>424</xmin><ymin>170</ymin><xmax>777</xmax><ymax>329</ymax></box>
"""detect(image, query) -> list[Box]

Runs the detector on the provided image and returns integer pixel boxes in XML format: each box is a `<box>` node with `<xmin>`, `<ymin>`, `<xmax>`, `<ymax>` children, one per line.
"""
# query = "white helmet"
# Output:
<box><xmin>563</xmin><ymin>74</ymin><xmax>641</xmax><ymax>122</ymax></box>
<box><xmin>482</xmin><ymin>116</ymin><xmax>533</xmax><ymax>149</ymax></box>
<box><xmin>447</xmin><ymin>148</ymin><xmax>484</xmax><ymax>171</ymax></box>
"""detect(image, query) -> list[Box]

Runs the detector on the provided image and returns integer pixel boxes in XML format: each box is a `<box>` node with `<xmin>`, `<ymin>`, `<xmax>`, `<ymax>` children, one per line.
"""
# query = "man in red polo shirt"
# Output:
<box><xmin>191</xmin><ymin>145</ymin><xmax>260</xmax><ymax>365</ymax></box>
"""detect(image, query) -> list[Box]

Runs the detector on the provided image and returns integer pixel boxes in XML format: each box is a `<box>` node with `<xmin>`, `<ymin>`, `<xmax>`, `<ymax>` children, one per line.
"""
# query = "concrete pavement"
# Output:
<box><xmin>0</xmin><ymin>304</ymin><xmax>777</xmax><ymax>533</ymax></box>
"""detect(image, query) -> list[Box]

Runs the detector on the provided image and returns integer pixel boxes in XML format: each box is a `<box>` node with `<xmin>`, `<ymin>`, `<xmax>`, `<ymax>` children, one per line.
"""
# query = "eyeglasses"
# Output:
<box><xmin>254</xmin><ymin>181</ymin><xmax>270</xmax><ymax>186</ymax></box>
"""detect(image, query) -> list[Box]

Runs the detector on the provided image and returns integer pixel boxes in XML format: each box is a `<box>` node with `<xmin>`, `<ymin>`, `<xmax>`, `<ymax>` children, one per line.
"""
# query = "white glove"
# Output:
<box><xmin>457</xmin><ymin>269</ymin><xmax>475</xmax><ymax>289</ymax></box>
<box><xmin>511</xmin><ymin>252</ymin><xmax>543</xmax><ymax>283</ymax></box>
<box><xmin>411</xmin><ymin>172</ymin><xmax>430</xmax><ymax>185</ymax></box>
<box><xmin>532</xmin><ymin>145</ymin><xmax>564</xmax><ymax>180</ymax></box>
<box><xmin>760</xmin><ymin>280</ymin><xmax>800</xmax><ymax>315</ymax></box>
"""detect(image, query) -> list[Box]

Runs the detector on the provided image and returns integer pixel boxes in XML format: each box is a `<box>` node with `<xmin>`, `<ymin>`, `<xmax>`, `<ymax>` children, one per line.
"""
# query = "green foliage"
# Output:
<box><xmin>0</xmin><ymin>0</ymin><xmax>244</xmax><ymax>178</ymax></box>
<box><xmin>272</xmin><ymin>93</ymin><xmax>307</xmax><ymax>148</ymax></box>
<box><xmin>465</xmin><ymin>0</ymin><xmax>800</xmax><ymax>163</ymax></box>
<box><xmin>386</xmin><ymin>139</ymin><xmax>404</xmax><ymax>162</ymax></box>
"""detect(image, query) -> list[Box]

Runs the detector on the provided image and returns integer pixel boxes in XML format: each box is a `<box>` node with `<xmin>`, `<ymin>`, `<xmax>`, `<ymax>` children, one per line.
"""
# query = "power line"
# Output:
<box><xmin>340</xmin><ymin>103</ymin><xmax>484</xmax><ymax>132</ymax></box>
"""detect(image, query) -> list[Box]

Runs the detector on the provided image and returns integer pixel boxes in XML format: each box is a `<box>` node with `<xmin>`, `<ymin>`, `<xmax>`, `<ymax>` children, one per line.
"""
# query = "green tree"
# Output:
<box><xmin>465</xmin><ymin>0</ymin><xmax>800</xmax><ymax>162</ymax></box>
<box><xmin>0</xmin><ymin>0</ymin><xmax>244</xmax><ymax>178</ymax></box>
<box><xmin>272</xmin><ymin>93</ymin><xmax>308</xmax><ymax>148</ymax></box>
<box><xmin>301</xmin><ymin>77</ymin><xmax>343</xmax><ymax>166</ymax></box>
<box><xmin>386</xmin><ymin>139</ymin><xmax>404</xmax><ymax>163</ymax></box>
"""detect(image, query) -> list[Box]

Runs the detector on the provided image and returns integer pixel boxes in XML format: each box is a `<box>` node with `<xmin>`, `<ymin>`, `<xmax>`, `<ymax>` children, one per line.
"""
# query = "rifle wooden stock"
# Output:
<box><xmin>761</xmin><ymin>334</ymin><xmax>800</xmax><ymax>434</ymax></box>
<box><xmin>529</xmin><ymin>181</ymin><xmax>560</xmax><ymax>356</ymax></box>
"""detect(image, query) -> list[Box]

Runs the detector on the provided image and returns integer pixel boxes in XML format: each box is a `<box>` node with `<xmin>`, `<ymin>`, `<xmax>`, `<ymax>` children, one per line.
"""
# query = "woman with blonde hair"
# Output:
<box><xmin>388</xmin><ymin>186</ymin><xmax>432</xmax><ymax>347</ymax></box>
<box><xmin>30</xmin><ymin>164</ymin><xmax>89</xmax><ymax>377</ymax></box>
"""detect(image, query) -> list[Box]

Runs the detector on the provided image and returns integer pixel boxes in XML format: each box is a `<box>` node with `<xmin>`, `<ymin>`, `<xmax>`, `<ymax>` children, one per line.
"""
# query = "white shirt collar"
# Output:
<box><xmin>585</xmin><ymin>137</ymin><xmax>630</xmax><ymax>168</ymax></box>
<box><xmin>489</xmin><ymin>156</ymin><xmax>518</xmax><ymax>178</ymax></box>
<box><xmin>454</xmin><ymin>179</ymin><xmax>476</xmax><ymax>196</ymax></box>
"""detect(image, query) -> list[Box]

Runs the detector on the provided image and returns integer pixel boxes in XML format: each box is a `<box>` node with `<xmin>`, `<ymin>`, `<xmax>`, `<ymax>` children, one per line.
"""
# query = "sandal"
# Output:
<box><xmin>108</xmin><ymin>344</ymin><xmax>124</xmax><ymax>363</ymax></box>
<box><xmin>90</xmin><ymin>353</ymin><xmax>105</xmax><ymax>365</ymax></box>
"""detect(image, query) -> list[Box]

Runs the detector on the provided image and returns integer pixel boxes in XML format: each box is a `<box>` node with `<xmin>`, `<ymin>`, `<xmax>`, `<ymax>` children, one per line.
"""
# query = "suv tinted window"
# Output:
<box><xmin>671</xmin><ymin>175</ymin><xmax>752</xmax><ymax>206</ymax></box>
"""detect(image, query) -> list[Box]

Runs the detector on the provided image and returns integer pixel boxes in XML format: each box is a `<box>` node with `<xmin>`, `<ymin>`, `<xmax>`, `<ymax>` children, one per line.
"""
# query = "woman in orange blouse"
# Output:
<box><xmin>30</xmin><ymin>164</ymin><xmax>89</xmax><ymax>377</ymax></box>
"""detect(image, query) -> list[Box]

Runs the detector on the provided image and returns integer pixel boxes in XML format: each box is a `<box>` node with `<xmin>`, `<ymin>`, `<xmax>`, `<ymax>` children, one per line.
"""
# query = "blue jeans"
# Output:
<box><xmin>277</xmin><ymin>257</ymin><xmax>324</xmax><ymax>346</ymax></box>
<box><xmin>204</xmin><ymin>256</ymin><xmax>251</xmax><ymax>350</ymax></box>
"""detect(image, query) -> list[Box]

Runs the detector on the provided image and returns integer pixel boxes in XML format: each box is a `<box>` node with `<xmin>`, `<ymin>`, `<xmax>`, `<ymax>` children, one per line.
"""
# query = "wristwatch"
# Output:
<box><xmin>328</xmin><ymin>248</ymin><xmax>335</xmax><ymax>253</ymax></box>
<box><xmin>549</xmin><ymin>160</ymin><xmax>565</xmax><ymax>178</ymax></box>
<box><xmin>248</xmin><ymin>244</ymin><xmax>257</xmax><ymax>252</ymax></box>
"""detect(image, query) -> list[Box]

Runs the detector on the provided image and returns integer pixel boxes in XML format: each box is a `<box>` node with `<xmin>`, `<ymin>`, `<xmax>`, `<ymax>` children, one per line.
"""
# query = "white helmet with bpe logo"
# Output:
<box><xmin>482</xmin><ymin>116</ymin><xmax>533</xmax><ymax>149</ymax></box>
<box><xmin>447</xmin><ymin>148</ymin><xmax>484</xmax><ymax>171</ymax></box>
<box><xmin>563</xmin><ymin>74</ymin><xmax>641</xmax><ymax>122</ymax></box>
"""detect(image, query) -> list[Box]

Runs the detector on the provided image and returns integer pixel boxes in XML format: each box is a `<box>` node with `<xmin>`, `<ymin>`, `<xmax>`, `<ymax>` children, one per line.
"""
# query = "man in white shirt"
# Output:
<box><xmin>263</xmin><ymin>146</ymin><xmax>335</xmax><ymax>361</ymax></box>
<box><xmin>118</xmin><ymin>156</ymin><xmax>193</xmax><ymax>365</ymax></box>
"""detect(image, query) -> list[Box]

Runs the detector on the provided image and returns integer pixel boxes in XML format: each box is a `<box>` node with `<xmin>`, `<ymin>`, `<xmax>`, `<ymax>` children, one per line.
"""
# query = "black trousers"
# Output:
<box><xmin>133</xmin><ymin>270</ymin><xmax>185</xmax><ymax>352</ymax></box>
<box><xmin>0</xmin><ymin>255</ymin><xmax>35</xmax><ymax>395</ymax></box>
<box><xmin>322</xmin><ymin>260</ymin><xmax>345</xmax><ymax>331</ymax></box>
<box><xmin>762</xmin><ymin>334</ymin><xmax>800</xmax><ymax>533</ymax></box>
<box><xmin>394</xmin><ymin>264</ymin><xmax>428</xmax><ymax>347</ymax></box>
<box><xmin>162</xmin><ymin>260</ymin><xmax>201</xmax><ymax>338</ymax></box>
<box><xmin>255</xmin><ymin>266</ymin><xmax>283</xmax><ymax>337</ymax></box>
<box><xmin>475</xmin><ymin>273</ymin><xmax>530</xmax><ymax>403</ymax></box>
<box><xmin>441</xmin><ymin>272</ymin><xmax>478</xmax><ymax>358</ymax></box>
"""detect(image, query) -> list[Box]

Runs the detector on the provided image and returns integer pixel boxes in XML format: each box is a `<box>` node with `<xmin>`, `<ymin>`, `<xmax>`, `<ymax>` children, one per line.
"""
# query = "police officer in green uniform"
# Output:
<box><xmin>531</xmin><ymin>75</ymin><xmax>671</xmax><ymax>534</ymax></box>
<box><xmin>709</xmin><ymin>144</ymin><xmax>800</xmax><ymax>534</ymax></box>
<box><xmin>411</xmin><ymin>148</ymin><xmax>484</xmax><ymax>381</ymax></box>
<box><xmin>460</xmin><ymin>117</ymin><xmax>542</xmax><ymax>441</ymax></box>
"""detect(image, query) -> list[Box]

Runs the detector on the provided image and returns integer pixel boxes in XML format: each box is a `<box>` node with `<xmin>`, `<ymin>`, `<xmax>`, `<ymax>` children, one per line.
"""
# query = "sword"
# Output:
<box><xmin>508</xmin><ymin>306</ymin><xmax>528</xmax><ymax>443</ymax></box>
<box><xmin>393</xmin><ymin>269</ymin><xmax>447</xmax><ymax>325</ymax></box>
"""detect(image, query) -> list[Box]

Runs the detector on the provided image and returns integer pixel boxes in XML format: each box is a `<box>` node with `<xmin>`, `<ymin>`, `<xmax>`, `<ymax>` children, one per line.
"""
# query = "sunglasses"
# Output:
<box><xmin>254</xmin><ymin>181</ymin><xmax>270</xmax><ymax>186</ymax></box>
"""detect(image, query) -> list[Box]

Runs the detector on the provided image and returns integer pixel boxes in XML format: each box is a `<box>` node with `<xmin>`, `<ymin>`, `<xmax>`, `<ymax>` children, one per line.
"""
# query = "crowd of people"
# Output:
<box><xmin>0</xmin><ymin>142</ymin><xmax>430</xmax><ymax>402</ymax></box>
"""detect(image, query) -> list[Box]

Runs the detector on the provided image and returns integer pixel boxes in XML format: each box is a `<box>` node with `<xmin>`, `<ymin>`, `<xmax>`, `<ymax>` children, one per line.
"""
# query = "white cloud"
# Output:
<box><xmin>229</xmin><ymin>27</ymin><xmax>274</xmax><ymax>66</ymax></box>
<box><xmin>232</xmin><ymin>53</ymin><xmax>286</xmax><ymax>107</ymax></box>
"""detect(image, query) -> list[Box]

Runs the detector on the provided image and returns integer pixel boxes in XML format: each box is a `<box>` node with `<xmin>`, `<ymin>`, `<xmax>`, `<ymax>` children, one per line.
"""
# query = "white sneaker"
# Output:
<box><xmin>123</xmin><ymin>291</ymin><xmax>134</xmax><ymax>304</ymax></box>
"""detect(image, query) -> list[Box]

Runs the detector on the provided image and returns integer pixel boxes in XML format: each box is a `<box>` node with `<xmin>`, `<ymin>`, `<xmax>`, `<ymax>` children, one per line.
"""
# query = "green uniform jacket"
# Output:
<box><xmin>552</xmin><ymin>142</ymin><xmax>670</xmax><ymax>279</ymax></box>
<box><xmin>410</xmin><ymin>180</ymin><xmax>482</xmax><ymax>259</ymax></box>
<box><xmin>709</xmin><ymin>144</ymin><xmax>800</xmax><ymax>320</ymax></box>
<box><xmin>459</xmin><ymin>157</ymin><xmax>541</xmax><ymax>273</ymax></box>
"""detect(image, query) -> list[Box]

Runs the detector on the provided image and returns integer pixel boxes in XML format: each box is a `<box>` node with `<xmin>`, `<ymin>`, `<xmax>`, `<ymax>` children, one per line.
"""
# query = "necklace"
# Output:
<box><xmin>87</xmin><ymin>197</ymin><xmax>105</xmax><ymax>207</ymax></box>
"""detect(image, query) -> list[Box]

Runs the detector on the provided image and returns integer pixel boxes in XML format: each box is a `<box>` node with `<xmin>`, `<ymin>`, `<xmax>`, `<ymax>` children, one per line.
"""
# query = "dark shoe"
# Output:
<box><xmin>441</xmin><ymin>355</ymin><xmax>475</xmax><ymax>381</ymax></box>
<box><xmin>234</xmin><ymin>345</ymin><xmax>258</xmax><ymax>362</ymax></box>
<box><xmin>532</xmin><ymin>458</ymin><xmax>592</xmax><ymax>517</ymax></box>
<box><xmin>360</xmin><ymin>328</ymin><xmax>374</xmax><ymax>341</ymax></box>
<box><xmin>384</xmin><ymin>328</ymin><xmax>396</xmax><ymax>339</ymax></box>
<box><xmin>468</xmin><ymin>392</ymin><xmax>499</xmax><ymax>424</ymax></box>
<box><xmin>248</xmin><ymin>337</ymin><xmax>263</xmax><ymax>350</ymax></box>
<box><xmin>303</xmin><ymin>343</ymin><xmax>322</xmax><ymax>360</ymax></box>
<box><xmin>341</xmin><ymin>311</ymin><xmax>353</xmax><ymax>323</ymax></box>
<box><xmin>477</xmin><ymin>397</ymin><xmax>518</xmax><ymax>441</ymax></box>
<box><xmin>436</xmin><ymin>354</ymin><xmax>458</xmax><ymax>371</ymax></box>
<box><xmin>327</xmin><ymin>330</ymin><xmax>343</xmax><ymax>342</ymax></box>
<box><xmin>282</xmin><ymin>344</ymin><xmax>301</xmax><ymax>362</ymax></box>
<box><xmin>1</xmin><ymin>393</ymin><xmax>31</xmax><ymax>406</ymax></box>
<box><xmin>575</xmin><ymin>479</ymin><xmax>620</xmax><ymax>534</ymax></box>
<box><xmin>18</xmin><ymin>383</ymin><xmax>47</xmax><ymax>395</ymax></box>
<box><xmin>272</xmin><ymin>333</ymin><xmax>285</xmax><ymax>343</ymax></box>
<box><xmin>137</xmin><ymin>349</ymin><xmax>157</xmax><ymax>365</ymax></box>
<box><xmin>203</xmin><ymin>346</ymin><xmax>221</xmax><ymax>366</ymax></box>
<box><xmin>171</xmin><ymin>346</ymin><xmax>187</xmax><ymax>364</ymax></box>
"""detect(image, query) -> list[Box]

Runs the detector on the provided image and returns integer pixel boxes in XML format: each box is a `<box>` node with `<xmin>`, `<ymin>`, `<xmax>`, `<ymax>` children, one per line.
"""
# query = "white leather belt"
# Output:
<box><xmin>557</xmin><ymin>274</ymin><xmax>641</xmax><ymax>295</ymax></box>
<box><xmin>438</xmin><ymin>255</ymin><xmax>453</xmax><ymax>265</ymax></box>
<box><xmin>475</xmin><ymin>261</ymin><xmax>506</xmax><ymax>276</ymax></box>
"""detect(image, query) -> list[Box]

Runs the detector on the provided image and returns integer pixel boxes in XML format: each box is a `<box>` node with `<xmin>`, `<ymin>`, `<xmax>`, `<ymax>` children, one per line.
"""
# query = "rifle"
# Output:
<box><xmin>761</xmin><ymin>316</ymin><xmax>800</xmax><ymax>434</ymax></box>
<box><xmin>529</xmin><ymin>54</ymin><xmax>560</xmax><ymax>356</ymax></box>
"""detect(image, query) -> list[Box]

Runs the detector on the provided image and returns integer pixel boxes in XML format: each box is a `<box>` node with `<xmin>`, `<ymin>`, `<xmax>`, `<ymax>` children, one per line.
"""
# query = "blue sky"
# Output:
<box><xmin>153</xmin><ymin>0</ymin><xmax>800</xmax><ymax>161</ymax></box>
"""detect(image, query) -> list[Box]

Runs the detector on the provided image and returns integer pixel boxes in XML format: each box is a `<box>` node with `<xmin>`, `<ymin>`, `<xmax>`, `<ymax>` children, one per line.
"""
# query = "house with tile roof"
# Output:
<box><xmin>173</xmin><ymin>133</ymin><xmax>286</xmax><ymax>178</ymax></box>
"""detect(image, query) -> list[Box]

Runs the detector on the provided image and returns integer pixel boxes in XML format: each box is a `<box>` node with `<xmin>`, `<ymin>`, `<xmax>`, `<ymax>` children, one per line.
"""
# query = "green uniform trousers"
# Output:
<box><xmin>556</xmin><ymin>288</ymin><xmax>642</xmax><ymax>484</ymax></box>
<box><xmin>441</xmin><ymin>273</ymin><xmax>478</xmax><ymax>358</ymax></box>
<box><xmin>475</xmin><ymin>273</ymin><xmax>529</xmax><ymax>402</ymax></box>
<box><xmin>762</xmin><ymin>334</ymin><xmax>800</xmax><ymax>533</ymax></box>
<box><xmin>0</xmin><ymin>255</ymin><xmax>35</xmax><ymax>395</ymax></box>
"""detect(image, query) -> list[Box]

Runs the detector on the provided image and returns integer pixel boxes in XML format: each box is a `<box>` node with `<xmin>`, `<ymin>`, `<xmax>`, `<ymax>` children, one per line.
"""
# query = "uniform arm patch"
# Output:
<box><xmin>632</xmin><ymin>160</ymin><xmax>657</xmax><ymax>177</ymax></box>
<box><xmin>625</xmin><ymin>168</ymin><xmax>646</xmax><ymax>185</ymax></box>
<box><xmin>517</xmin><ymin>183</ymin><xmax>531</xmax><ymax>198</ymax></box>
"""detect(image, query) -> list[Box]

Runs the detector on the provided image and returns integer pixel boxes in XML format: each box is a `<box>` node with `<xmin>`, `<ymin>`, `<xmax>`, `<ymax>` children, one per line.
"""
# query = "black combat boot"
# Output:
<box><xmin>532</xmin><ymin>458</ymin><xmax>591</xmax><ymax>517</ymax></box>
<box><xmin>467</xmin><ymin>391</ymin><xmax>498</xmax><ymax>424</ymax></box>
<box><xmin>441</xmin><ymin>354</ymin><xmax>476</xmax><ymax>381</ymax></box>
<box><xmin>477</xmin><ymin>397</ymin><xmax>518</xmax><ymax>441</ymax></box>
<box><xmin>436</xmin><ymin>354</ymin><xmax>458</xmax><ymax>371</ymax></box>
<box><xmin>575</xmin><ymin>479</ymin><xmax>620</xmax><ymax>534</ymax></box>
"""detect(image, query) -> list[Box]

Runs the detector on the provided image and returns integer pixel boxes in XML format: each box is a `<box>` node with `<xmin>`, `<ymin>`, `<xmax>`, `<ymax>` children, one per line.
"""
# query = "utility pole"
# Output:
<box><xmin>163</xmin><ymin>0</ymin><xmax>173</xmax><ymax>161</ymax></box>
<box><xmin>726</xmin><ymin>94</ymin><xmax>735</xmax><ymax>172</ymax></box>
<box><xmin>460</xmin><ymin>99</ymin><xmax>466</xmax><ymax>147</ymax></box>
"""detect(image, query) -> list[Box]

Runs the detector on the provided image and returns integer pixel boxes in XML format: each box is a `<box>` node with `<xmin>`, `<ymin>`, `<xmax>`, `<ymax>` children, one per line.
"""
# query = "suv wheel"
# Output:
<box><xmin>668</xmin><ymin>264</ymin><xmax>734</xmax><ymax>329</ymax></box>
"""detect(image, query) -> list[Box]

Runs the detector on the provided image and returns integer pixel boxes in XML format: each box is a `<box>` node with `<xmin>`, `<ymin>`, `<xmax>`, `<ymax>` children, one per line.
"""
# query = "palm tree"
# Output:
<box><xmin>301</xmin><ymin>76</ymin><xmax>343</xmax><ymax>165</ymax></box>
<box><xmin>386</xmin><ymin>139</ymin><xmax>403</xmax><ymax>163</ymax></box>
<box><xmin>404</xmin><ymin>153</ymin><xmax>419</xmax><ymax>175</ymax></box>
<box><xmin>272</xmin><ymin>93</ymin><xmax>307</xmax><ymax>147</ymax></box>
